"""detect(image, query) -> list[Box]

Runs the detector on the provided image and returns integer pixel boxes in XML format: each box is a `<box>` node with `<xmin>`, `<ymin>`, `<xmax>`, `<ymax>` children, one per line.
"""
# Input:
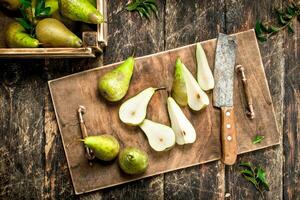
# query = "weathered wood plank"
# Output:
<box><xmin>164</xmin><ymin>0</ymin><xmax>226</xmax><ymax>199</ymax></box>
<box><xmin>283</xmin><ymin>21</ymin><xmax>300</xmax><ymax>200</ymax></box>
<box><xmin>224</xmin><ymin>0</ymin><xmax>284</xmax><ymax>199</ymax></box>
<box><xmin>0</xmin><ymin>62</ymin><xmax>46</xmax><ymax>199</ymax></box>
<box><xmin>80</xmin><ymin>1</ymin><xmax>165</xmax><ymax>199</ymax></box>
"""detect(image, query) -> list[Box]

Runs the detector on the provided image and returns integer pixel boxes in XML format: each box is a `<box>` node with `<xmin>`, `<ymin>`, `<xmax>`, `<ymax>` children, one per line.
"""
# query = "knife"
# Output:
<box><xmin>213</xmin><ymin>33</ymin><xmax>237</xmax><ymax>165</ymax></box>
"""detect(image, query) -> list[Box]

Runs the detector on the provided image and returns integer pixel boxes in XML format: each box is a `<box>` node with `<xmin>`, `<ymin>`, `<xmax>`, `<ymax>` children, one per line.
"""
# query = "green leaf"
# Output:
<box><xmin>279</xmin><ymin>15</ymin><xmax>287</xmax><ymax>25</ymax></box>
<box><xmin>16</xmin><ymin>18</ymin><xmax>33</xmax><ymax>30</ymax></box>
<box><xmin>125</xmin><ymin>0</ymin><xmax>158</xmax><ymax>20</ymax></box>
<box><xmin>288</xmin><ymin>24</ymin><xmax>295</xmax><ymax>33</ymax></box>
<box><xmin>243</xmin><ymin>176</ymin><xmax>259</xmax><ymax>188</ymax></box>
<box><xmin>240</xmin><ymin>169</ymin><xmax>254</xmax><ymax>177</ymax></box>
<box><xmin>19</xmin><ymin>0</ymin><xmax>31</xmax><ymax>8</ymax></box>
<box><xmin>257</xmin><ymin>35</ymin><xmax>267</xmax><ymax>42</ymax></box>
<box><xmin>252</xmin><ymin>135</ymin><xmax>265</xmax><ymax>144</ymax></box>
<box><xmin>35</xmin><ymin>0</ymin><xmax>51</xmax><ymax>17</ymax></box>
<box><xmin>255</xmin><ymin>21</ymin><xmax>263</xmax><ymax>35</ymax></box>
<box><xmin>239</xmin><ymin>162</ymin><xmax>252</xmax><ymax>168</ymax></box>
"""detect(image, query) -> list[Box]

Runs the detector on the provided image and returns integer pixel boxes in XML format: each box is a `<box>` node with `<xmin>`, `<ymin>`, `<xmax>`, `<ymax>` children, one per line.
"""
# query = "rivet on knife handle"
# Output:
<box><xmin>236</xmin><ymin>65</ymin><xmax>255</xmax><ymax>119</ymax></box>
<box><xmin>78</xmin><ymin>105</ymin><xmax>95</xmax><ymax>162</ymax></box>
<box><xmin>221</xmin><ymin>107</ymin><xmax>237</xmax><ymax>165</ymax></box>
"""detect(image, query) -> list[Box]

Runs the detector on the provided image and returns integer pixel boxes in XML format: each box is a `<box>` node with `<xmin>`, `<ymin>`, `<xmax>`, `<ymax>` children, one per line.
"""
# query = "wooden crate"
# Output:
<box><xmin>0</xmin><ymin>0</ymin><xmax>107</xmax><ymax>58</ymax></box>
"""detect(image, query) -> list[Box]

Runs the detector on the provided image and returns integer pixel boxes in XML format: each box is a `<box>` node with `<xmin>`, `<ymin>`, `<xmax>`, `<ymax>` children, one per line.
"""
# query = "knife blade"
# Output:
<box><xmin>213</xmin><ymin>33</ymin><xmax>237</xmax><ymax>165</ymax></box>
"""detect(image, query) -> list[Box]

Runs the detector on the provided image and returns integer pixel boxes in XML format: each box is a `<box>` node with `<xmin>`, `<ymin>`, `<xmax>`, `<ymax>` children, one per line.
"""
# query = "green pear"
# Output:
<box><xmin>81</xmin><ymin>135</ymin><xmax>120</xmax><ymax>161</ymax></box>
<box><xmin>139</xmin><ymin>119</ymin><xmax>176</xmax><ymax>151</ymax></box>
<box><xmin>46</xmin><ymin>0</ymin><xmax>59</xmax><ymax>15</ymax></box>
<box><xmin>60</xmin><ymin>0</ymin><xmax>104</xmax><ymax>24</ymax></box>
<box><xmin>0</xmin><ymin>0</ymin><xmax>21</xmax><ymax>11</ymax></box>
<box><xmin>171</xmin><ymin>58</ymin><xmax>188</xmax><ymax>106</ymax></box>
<box><xmin>36</xmin><ymin>18</ymin><xmax>82</xmax><ymax>47</ymax></box>
<box><xmin>5</xmin><ymin>22</ymin><xmax>39</xmax><ymax>48</ymax></box>
<box><xmin>119</xmin><ymin>87</ymin><xmax>165</xmax><ymax>126</ymax></box>
<box><xmin>98</xmin><ymin>57</ymin><xmax>135</xmax><ymax>102</ymax></box>
<box><xmin>118</xmin><ymin>147</ymin><xmax>149</xmax><ymax>175</ymax></box>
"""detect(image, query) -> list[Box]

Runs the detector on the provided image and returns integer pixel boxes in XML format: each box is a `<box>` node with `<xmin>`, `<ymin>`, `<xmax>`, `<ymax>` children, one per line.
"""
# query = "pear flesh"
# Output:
<box><xmin>139</xmin><ymin>119</ymin><xmax>175</xmax><ymax>151</ymax></box>
<box><xmin>82</xmin><ymin>135</ymin><xmax>120</xmax><ymax>161</ymax></box>
<box><xmin>196</xmin><ymin>43</ymin><xmax>214</xmax><ymax>91</ymax></box>
<box><xmin>98</xmin><ymin>57</ymin><xmax>135</xmax><ymax>102</ymax></box>
<box><xmin>60</xmin><ymin>0</ymin><xmax>104</xmax><ymax>24</ymax></box>
<box><xmin>5</xmin><ymin>22</ymin><xmax>39</xmax><ymax>48</ymax></box>
<box><xmin>181</xmin><ymin>59</ymin><xmax>210</xmax><ymax>111</ymax></box>
<box><xmin>167</xmin><ymin>97</ymin><xmax>196</xmax><ymax>145</ymax></box>
<box><xmin>36</xmin><ymin>18</ymin><xmax>82</xmax><ymax>47</ymax></box>
<box><xmin>119</xmin><ymin>87</ymin><xmax>161</xmax><ymax>126</ymax></box>
<box><xmin>118</xmin><ymin>147</ymin><xmax>149</xmax><ymax>175</ymax></box>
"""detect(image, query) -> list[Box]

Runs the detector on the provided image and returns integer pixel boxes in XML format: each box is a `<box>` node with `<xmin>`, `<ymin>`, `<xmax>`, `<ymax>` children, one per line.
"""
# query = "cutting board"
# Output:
<box><xmin>49</xmin><ymin>29</ymin><xmax>279</xmax><ymax>194</ymax></box>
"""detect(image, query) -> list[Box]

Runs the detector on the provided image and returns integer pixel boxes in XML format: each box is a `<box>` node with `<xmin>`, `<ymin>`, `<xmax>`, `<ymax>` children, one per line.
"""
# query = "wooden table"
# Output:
<box><xmin>0</xmin><ymin>1</ymin><xmax>298</xmax><ymax>199</ymax></box>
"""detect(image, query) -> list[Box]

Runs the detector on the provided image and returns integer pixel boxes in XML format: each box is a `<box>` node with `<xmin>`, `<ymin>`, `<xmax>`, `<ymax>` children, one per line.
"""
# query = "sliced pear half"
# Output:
<box><xmin>119</xmin><ymin>87</ymin><xmax>165</xmax><ymax>126</ymax></box>
<box><xmin>180</xmin><ymin>59</ymin><xmax>210</xmax><ymax>111</ymax></box>
<box><xmin>196</xmin><ymin>43</ymin><xmax>214</xmax><ymax>91</ymax></box>
<box><xmin>139</xmin><ymin>119</ymin><xmax>176</xmax><ymax>151</ymax></box>
<box><xmin>167</xmin><ymin>97</ymin><xmax>197</xmax><ymax>145</ymax></box>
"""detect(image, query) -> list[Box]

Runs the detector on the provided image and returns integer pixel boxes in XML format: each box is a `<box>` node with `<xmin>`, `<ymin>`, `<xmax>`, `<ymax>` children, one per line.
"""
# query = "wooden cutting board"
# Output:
<box><xmin>49</xmin><ymin>29</ymin><xmax>279</xmax><ymax>194</ymax></box>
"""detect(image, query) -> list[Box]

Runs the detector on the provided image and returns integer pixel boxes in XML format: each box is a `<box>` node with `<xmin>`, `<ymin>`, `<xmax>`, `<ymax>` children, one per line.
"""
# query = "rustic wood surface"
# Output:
<box><xmin>48</xmin><ymin>30</ymin><xmax>279</xmax><ymax>194</ymax></box>
<box><xmin>0</xmin><ymin>1</ymin><xmax>298</xmax><ymax>200</ymax></box>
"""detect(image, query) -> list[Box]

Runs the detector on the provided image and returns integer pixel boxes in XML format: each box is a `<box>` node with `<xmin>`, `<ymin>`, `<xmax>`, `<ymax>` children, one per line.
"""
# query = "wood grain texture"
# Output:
<box><xmin>283</xmin><ymin>21</ymin><xmax>300</xmax><ymax>200</ymax></box>
<box><xmin>48</xmin><ymin>30</ymin><xmax>280</xmax><ymax>194</ymax></box>
<box><xmin>164</xmin><ymin>1</ymin><xmax>226</xmax><ymax>199</ymax></box>
<box><xmin>224</xmin><ymin>0</ymin><xmax>284</xmax><ymax>199</ymax></box>
<box><xmin>0</xmin><ymin>61</ymin><xmax>46</xmax><ymax>199</ymax></box>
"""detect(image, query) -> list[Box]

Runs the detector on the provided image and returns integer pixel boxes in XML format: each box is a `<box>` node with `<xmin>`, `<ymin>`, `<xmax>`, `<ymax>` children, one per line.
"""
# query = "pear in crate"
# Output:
<box><xmin>60</xmin><ymin>0</ymin><xmax>104</xmax><ymax>24</ymax></box>
<box><xmin>36</xmin><ymin>18</ymin><xmax>82</xmax><ymax>47</ymax></box>
<box><xmin>5</xmin><ymin>22</ymin><xmax>39</xmax><ymax>48</ymax></box>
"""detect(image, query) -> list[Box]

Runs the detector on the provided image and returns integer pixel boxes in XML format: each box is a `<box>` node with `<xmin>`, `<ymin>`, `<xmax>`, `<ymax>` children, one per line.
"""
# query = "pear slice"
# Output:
<box><xmin>139</xmin><ymin>119</ymin><xmax>175</xmax><ymax>151</ymax></box>
<box><xmin>196</xmin><ymin>43</ymin><xmax>214</xmax><ymax>91</ymax></box>
<box><xmin>167</xmin><ymin>97</ymin><xmax>196</xmax><ymax>145</ymax></box>
<box><xmin>179</xmin><ymin>59</ymin><xmax>209</xmax><ymax>111</ymax></box>
<box><xmin>171</xmin><ymin>58</ymin><xmax>188</xmax><ymax>106</ymax></box>
<box><xmin>119</xmin><ymin>87</ymin><xmax>165</xmax><ymax>126</ymax></box>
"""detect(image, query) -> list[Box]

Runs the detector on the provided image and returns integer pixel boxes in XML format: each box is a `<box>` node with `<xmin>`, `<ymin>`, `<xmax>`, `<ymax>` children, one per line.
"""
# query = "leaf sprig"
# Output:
<box><xmin>252</xmin><ymin>135</ymin><xmax>265</xmax><ymax>144</ymax></box>
<box><xmin>126</xmin><ymin>0</ymin><xmax>158</xmax><ymax>19</ymax></box>
<box><xmin>239</xmin><ymin>162</ymin><xmax>270</xmax><ymax>199</ymax></box>
<box><xmin>255</xmin><ymin>1</ymin><xmax>300</xmax><ymax>42</ymax></box>
<box><xmin>16</xmin><ymin>0</ymin><xmax>51</xmax><ymax>37</ymax></box>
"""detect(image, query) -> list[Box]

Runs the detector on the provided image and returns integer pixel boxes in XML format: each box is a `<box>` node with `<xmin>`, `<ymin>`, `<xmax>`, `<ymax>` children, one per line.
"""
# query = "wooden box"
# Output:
<box><xmin>0</xmin><ymin>0</ymin><xmax>107</xmax><ymax>58</ymax></box>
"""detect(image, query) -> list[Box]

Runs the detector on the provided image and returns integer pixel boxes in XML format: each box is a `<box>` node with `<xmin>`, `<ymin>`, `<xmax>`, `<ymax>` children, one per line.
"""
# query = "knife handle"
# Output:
<box><xmin>221</xmin><ymin>107</ymin><xmax>237</xmax><ymax>165</ymax></box>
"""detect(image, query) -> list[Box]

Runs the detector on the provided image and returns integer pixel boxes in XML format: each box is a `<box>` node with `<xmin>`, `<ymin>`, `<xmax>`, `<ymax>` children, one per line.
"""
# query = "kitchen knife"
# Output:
<box><xmin>213</xmin><ymin>33</ymin><xmax>237</xmax><ymax>165</ymax></box>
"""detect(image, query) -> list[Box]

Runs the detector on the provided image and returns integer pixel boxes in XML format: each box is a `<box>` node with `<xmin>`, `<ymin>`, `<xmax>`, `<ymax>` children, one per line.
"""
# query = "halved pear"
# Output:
<box><xmin>139</xmin><ymin>119</ymin><xmax>175</xmax><ymax>151</ymax></box>
<box><xmin>196</xmin><ymin>43</ymin><xmax>214</xmax><ymax>91</ymax></box>
<box><xmin>167</xmin><ymin>97</ymin><xmax>196</xmax><ymax>145</ymax></box>
<box><xmin>119</xmin><ymin>87</ymin><xmax>165</xmax><ymax>126</ymax></box>
<box><xmin>171</xmin><ymin>58</ymin><xmax>188</xmax><ymax>106</ymax></box>
<box><xmin>173</xmin><ymin>58</ymin><xmax>209</xmax><ymax>111</ymax></box>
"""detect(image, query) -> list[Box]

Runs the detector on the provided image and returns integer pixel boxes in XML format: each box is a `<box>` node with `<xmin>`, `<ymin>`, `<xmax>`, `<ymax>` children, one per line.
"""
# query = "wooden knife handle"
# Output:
<box><xmin>221</xmin><ymin>107</ymin><xmax>237</xmax><ymax>165</ymax></box>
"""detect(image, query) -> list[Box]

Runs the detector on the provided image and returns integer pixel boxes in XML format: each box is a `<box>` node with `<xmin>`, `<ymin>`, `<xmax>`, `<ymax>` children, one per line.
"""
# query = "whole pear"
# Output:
<box><xmin>98</xmin><ymin>57</ymin><xmax>135</xmax><ymax>102</ymax></box>
<box><xmin>118</xmin><ymin>147</ymin><xmax>149</xmax><ymax>175</ymax></box>
<box><xmin>36</xmin><ymin>18</ymin><xmax>82</xmax><ymax>47</ymax></box>
<box><xmin>5</xmin><ymin>22</ymin><xmax>39</xmax><ymax>48</ymax></box>
<box><xmin>60</xmin><ymin>0</ymin><xmax>104</xmax><ymax>24</ymax></box>
<box><xmin>46</xmin><ymin>0</ymin><xmax>59</xmax><ymax>15</ymax></box>
<box><xmin>171</xmin><ymin>58</ymin><xmax>188</xmax><ymax>106</ymax></box>
<box><xmin>0</xmin><ymin>0</ymin><xmax>21</xmax><ymax>11</ymax></box>
<box><xmin>81</xmin><ymin>135</ymin><xmax>120</xmax><ymax>161</ymax></box>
